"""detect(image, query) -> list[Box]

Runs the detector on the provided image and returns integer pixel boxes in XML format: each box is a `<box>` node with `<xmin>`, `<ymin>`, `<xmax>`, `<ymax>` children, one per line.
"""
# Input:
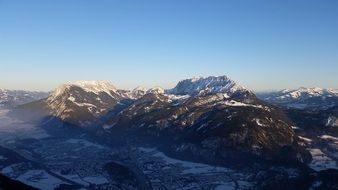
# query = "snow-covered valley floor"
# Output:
<box><xmin>1</xmin><ymin>108</ymin><xmax>338</xmax><ymax>190</ymax></box>
<box><xmin>0</xmin><ymin>109</ymin><xmax>252</xmax><ymax>190</ymax></box>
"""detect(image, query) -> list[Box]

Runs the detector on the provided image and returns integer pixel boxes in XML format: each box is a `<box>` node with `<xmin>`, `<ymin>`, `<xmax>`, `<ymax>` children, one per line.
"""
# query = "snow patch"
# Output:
<box><xmin>326</xmin><ymin>116</ymin><xmax>338</xmax><ymax>127</ymax></box>
<box><xmin>298</xmin><ymin>136</ymin><xmax>312</xmax><ymax>143</ymax></box>
<box><xmin>320</xmin><ymin>135</ymin><xmax>338</xmax><ymax>144</ymax></box>
<box><xmin>255</xmin><ymin>119</ymin><xmax>264</xmax><ymax>127</ymax></box>
<box><xmin>308</xmin><ymin>148</ymin><xmax>338</xmax><ymax>171</ymax></box>
<box><xmin>16</xmin><ymin>170</ymin><xmax>64</xmax><ymax>190</ymax></box>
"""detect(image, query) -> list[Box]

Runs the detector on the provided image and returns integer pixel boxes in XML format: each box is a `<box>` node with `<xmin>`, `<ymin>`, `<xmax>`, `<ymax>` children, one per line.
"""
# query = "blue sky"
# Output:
<box><xmin>0</xmin><ymin>0</ymin><xmax>337</xmax><ymax>91</ymax></box>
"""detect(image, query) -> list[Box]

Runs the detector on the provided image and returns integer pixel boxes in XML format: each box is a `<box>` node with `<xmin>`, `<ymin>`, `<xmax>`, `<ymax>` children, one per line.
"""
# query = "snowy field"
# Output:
<box><xmin>0</xmin><ymin>109</ymin><xmax>60</xmax><ymax>189</ymax></box>
<box><xmin>0</xmin><ymin>108</ymin><xmax>250</xmax><ymax>190</ymax></box>
<box><xmin>1</xmin><ymin>108</ymin><xmax>338</xmax><ymax>189</ymax></box>
<box><xmin>137</xmin><ymin>147</ymin><xmax>252</xmax><ymax>189</ymax></box>
<box><xmin>308</xmin><ymin>148</ymin><xmax>338</xmax><ymax>171</ymax></box>
<box><xmin>2</xmin><ymin>167</ymin><xmax>65</xmax><ymax>190</ymax></box>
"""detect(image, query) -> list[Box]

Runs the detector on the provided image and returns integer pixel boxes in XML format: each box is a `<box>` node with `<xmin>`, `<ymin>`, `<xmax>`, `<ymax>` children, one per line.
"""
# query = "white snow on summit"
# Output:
<box><xmin>71</xmin><ymin>81</ymin><xmax>117</xmax><ymax>94</ymax></box>
<box><xmin>45</xmin><ymin>81</ymin><xmax>123</xmax><ymax>124</ymax></box>
<box><xmin>49</xmin><ymin>81</ymin><xmax>117</xmax><ymax>99</ymax></box>
<box><xmin>167</xmin><ymin>76</ymin><xmax>248</xmax><ymax>96</ymax></box>
<box><xmin>273</xmin><ymin>87</ymin><xmax>338</xmax><ymax>101</ymax></box>
<box><xmin>48</xmin><ymin>76</ymin><xmax>250</xmax><ymax>102</ymax></box>
<box><xmin>44</xmin><ymin>76</ymin><xmax>256</xmax><ymax>125</ymax></box>
<box><xmin>126</xmin><ymin>86</ymin><xmax>148</xmax><ymax>99</ymax></box>
<box><xmin>259</xmin><ymin>87</ymin><xmax>338</xmax><ymax>109</ymax></box>
<box><xmin>147</xmin><ymin>87</ymin><xmax>165</xmax><ymax>94</ymax></box>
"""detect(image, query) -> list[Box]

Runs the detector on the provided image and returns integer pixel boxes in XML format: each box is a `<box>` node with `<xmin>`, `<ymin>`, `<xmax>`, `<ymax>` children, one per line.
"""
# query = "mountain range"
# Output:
<box><xmin>257</xmin><ymin>87</ymin><xmax>338</xmax><ymax>110</ymax></box>
<box><xmin>0</xmin><ymin>89</ymin><xmax>48</xmax><ymax>109</ymax></box>
<box><xmin>11</xmin><ymin>76</ymin><xmax>313</xmax><ymax>164</ymax></box>
<box><xmin>2</xmin><ymin>76</ymin><xmax>338</xmax><ymax>189</ymax></box>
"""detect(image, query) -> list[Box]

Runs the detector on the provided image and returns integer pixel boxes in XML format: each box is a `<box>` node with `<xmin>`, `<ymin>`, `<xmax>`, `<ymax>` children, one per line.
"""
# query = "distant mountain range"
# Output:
<box><xmin>4</xmin><ymin>83</ymin><xmax>337</xmax><ymax>131</ymax></box>
<box><xmin>0</xmin><ymin>89</ymin><xmax>48</xmax><ymax>109</ymax></box>
<box><xmin>257</xmin><ymin>87</ymin><xmax>338</xmax><ymax>128</ymax></box>
<box><xmin>257</xmin><ymin>87</ymin><xmax>338</xmax><ymax>110</ymax></box>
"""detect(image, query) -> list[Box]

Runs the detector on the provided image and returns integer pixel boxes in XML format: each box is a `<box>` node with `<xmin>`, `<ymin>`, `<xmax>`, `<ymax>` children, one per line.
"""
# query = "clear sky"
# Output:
<box><xmin>0</xmin><ymin>0</ymin><xmax>337</xmax><ymax>91</ymax></box>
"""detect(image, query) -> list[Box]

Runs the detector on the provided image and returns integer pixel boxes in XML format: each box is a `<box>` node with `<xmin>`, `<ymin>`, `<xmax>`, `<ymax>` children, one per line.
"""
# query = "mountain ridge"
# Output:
<box><xmin>258</xmin><ymin>87</ymin><xmax>338</xmax><ymax>110</ymax></box>
<box><xmin>9</xmin><ymin>76</ymin><xmax>312</xmax><ymax>165</ymax></box>
<box><xmin>0</xmin><ymin>89</ymin><xmax>48</xmax><ymax>108</ymax></box>
<box><xmin>37</xmin><ymin>76</ymin><xmax>253</xmax><ymax>127</ymax></box>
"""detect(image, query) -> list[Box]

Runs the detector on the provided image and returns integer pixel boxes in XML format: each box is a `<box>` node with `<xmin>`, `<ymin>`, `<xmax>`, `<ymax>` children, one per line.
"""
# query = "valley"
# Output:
<box><xmin>1</xmin><ymin>77</ymin><xmax>338</xmax><ymax>190</ymax></box>
<box><xmin>0</xmin><ymin>108</ymin><xmax>252</xmax><ymax>190</ymax></box>
<box><xmin>1</xmin><ymin>107</ymin><xmax>330</xmax><ymax>189</ymax></box>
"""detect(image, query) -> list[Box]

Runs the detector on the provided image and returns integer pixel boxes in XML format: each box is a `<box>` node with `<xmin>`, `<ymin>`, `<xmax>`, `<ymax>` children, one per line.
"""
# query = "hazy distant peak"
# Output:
<box><xmin>259</xmin><ymin>86</ymin><xmax>338</xmax><ymax>110</ymax></box>
<box><xmin>0</xmin><ymin>89</ymin><xmax>48</xmax><ymax>108</ymax></box>
<box><xmin>132</xmin><ymin>86</ymin><xmax>148</xmax><ymax>92</ymax></box>
<box><xmin>280</xmin><ymin>87</ymin><xmax>338</xmax><ymax>99</ymax></box>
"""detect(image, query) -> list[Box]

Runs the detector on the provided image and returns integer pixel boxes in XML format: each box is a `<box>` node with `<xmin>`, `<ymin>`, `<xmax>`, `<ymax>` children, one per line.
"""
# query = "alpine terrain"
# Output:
<box><xmin>1</xmin><ymin>76</ymin><xmax>337</xmax><ymax>190</ymax></box>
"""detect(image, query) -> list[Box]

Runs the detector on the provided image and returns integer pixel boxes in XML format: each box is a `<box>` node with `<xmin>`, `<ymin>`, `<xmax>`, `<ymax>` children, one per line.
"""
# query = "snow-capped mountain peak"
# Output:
<box><xmin>124</xmin><ymin>86</ymin><xmax>149</xmax><ymax>99</ymax></box>
<box><xmin>327</xmin><ymin>88</ymin><xmax>338</xmax><ymax>94</ymax></box>
<box><xmin>147</xmin><ymin>87</ymin><xmax>165</xmax><ymax>94</ymax></box>
<box><xmin>258</xmin><ymin>87</ymin><xmax>338</xmax><ymax>110</ymax></box>
<box><xmin>289</xmin><ymin>87</ymin><xmax>322</xmax><ymax>99</ymax></box>
<box><xmin>132</xmin><ymin>86</ymin><xmax>148</xmax><ymax>92</ymax></box>
<box><xmin>45</xmin><ymin>81</ymin><xmax>124</xmax><ymax>126</ymax></box>
<box><xmin>71</xmin><ymin>81</ymin><xmax>117</xmax><ymax>93</ymax></box>
<box><xmin>276</xmin><ymin>87</ymin><xmax>337</xmax><ymax>100</ymax></box>
<box><xmin>49</xmin><ymin>81</ymin><xmax>117</xmax><ymax>100</ymax></box>
<box><xmin>189</xmin><ymin>76</ymin><xmax>203</xmax><ymax>82</ymax></box>
<box><xmin>36</xmin><ymin>76</ymin><xmax>257</xmax><ymax>127</ymax></box>
<box><xmin>168</xmin><ymin>75</ymin><xmax>249</xmax><ymax>97</ymax></box>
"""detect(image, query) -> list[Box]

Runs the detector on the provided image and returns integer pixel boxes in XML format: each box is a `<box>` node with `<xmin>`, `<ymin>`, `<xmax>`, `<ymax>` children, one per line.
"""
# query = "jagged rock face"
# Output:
<box><xmin>0</xmin><ymin>89</ymin><xmax>48</xmax><ymax>108</ymax></box>
<box><xmin>168</xmin><ymin>76</ymin><xmax>249</xmax><ymax>96</ymax></box>
<box><xmin>258</xmin><ymin>87</ymin><xmax>338</xmax><ymax>110</ymax></box>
